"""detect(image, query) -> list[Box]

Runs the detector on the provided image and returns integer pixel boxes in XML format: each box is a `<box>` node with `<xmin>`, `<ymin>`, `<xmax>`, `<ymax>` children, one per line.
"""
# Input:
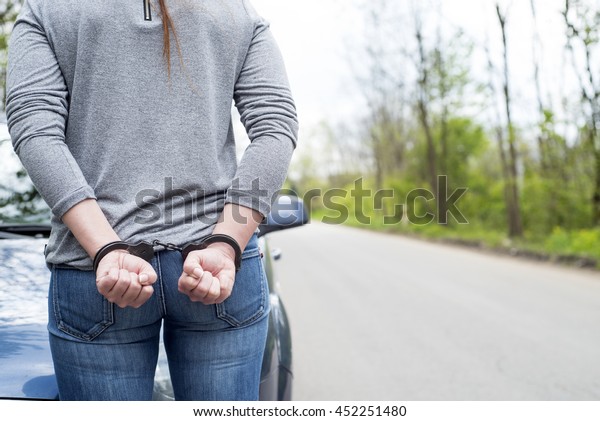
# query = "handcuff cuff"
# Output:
<box><xmin>92</xmin><ymin>234</ymin><xmax>242</xmax><ymax>273</ymax></box>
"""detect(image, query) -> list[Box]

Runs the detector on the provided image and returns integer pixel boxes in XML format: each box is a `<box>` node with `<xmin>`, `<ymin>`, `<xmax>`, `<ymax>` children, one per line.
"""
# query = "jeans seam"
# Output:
<box><xmin>241</xmin><ymin>248</ymin><xmax>260</xmax><ymax>259</ymax></box>
<box><xmin>216</xmin><ymin>303</ymin><xmax>270</xmax><ymax>332</ymax></box>
<box><xmin>156</xmin><ymin>253</ymin><xmax>168</xmax><ymax>318</ymax></box>
<box><xmin>51</xmin><ymin>266</ymin><xmax>61</xmax><ymax>333</ymax></box>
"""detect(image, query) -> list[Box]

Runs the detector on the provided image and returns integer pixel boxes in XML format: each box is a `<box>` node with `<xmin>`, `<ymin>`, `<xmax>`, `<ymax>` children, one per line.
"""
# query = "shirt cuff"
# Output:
<box><xmin>224</xmin><ymin>189</ymin><xmax>272</xmax><ymax>220</ymax></box>
<box><xmin>52</xmin><ymin>185</ymin><xmax>97</xmax><ymax>219</ymax></box>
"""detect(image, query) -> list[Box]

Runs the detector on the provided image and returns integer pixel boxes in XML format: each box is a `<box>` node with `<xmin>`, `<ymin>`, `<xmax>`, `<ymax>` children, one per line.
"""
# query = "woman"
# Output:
<box><xmin>6</xmin><ymin>0</ymin><xmax>298</xmax><ymax>401</ymax></box>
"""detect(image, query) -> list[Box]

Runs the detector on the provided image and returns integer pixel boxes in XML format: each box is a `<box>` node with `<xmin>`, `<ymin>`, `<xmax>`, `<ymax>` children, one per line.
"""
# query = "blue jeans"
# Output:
<box><xmin>47</xmin><ymin>234</ymin><xmax>269</xmax><ymax>401</ymax></box>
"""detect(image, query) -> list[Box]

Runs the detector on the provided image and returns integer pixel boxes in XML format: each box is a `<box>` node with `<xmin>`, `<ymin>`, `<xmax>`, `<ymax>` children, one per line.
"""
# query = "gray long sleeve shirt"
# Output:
<box><xmin>6</xmin><ymin>0</ymin><xmax>298</xmax><ymax>269</ymax></box>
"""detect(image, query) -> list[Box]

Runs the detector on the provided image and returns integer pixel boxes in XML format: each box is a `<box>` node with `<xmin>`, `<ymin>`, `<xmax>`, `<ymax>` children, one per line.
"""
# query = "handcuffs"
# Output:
<box><xmin>92</xmin><ymin>234</ymin><xmax>242</xmax><ymax>273</ymax></box>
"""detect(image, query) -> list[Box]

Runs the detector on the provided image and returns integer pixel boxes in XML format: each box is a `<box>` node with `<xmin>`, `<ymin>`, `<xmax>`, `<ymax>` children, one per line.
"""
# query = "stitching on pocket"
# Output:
<box><xmin>215</xmin><ymin>253</ymin><xmax>266</xmax><ymax>327</ymax></box>
<box><xmin>241</xmin><ymin>247</ymin><xmax>260</xmax><ymax>260</ymax></box>
<box><xmin>52</xmin><ymin>267</ymin><xmax>115</xmax><ymax>342</ymax></box>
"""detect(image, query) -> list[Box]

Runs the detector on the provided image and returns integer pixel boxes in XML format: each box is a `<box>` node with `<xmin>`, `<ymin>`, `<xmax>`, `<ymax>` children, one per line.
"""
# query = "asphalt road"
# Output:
<box><xmin>266</xmin><ymin>223</ymin><xmax>600</xmax><ymax>400</ymax></box>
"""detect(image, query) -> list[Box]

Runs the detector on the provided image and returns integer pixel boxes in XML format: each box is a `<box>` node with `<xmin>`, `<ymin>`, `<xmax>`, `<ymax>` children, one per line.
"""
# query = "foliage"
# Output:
<box><xmin>0</xmin><ymin>0</ymin><xmax>20</xmax><ymax>109</ymax></box>
<box><xmin>0</xmin><ymin>167</ymin><xmax>50</xmax><ymax>223</ymax></box>
<box><xmin>0</xmin><ymin>0</ymin><xmax>599</xmax><ymax>264</ymax></box>
<box><xmin>288</xmin><ymin>0</ymin><xmax>600</xmax><ymax>267</ymax></box>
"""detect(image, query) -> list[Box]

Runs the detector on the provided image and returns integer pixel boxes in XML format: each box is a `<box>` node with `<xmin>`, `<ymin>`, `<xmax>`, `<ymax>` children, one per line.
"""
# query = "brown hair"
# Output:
<box><xmin>158</xmin><ymin>0</ymin><xmax>182</xmax><ymax>78</ymax></box>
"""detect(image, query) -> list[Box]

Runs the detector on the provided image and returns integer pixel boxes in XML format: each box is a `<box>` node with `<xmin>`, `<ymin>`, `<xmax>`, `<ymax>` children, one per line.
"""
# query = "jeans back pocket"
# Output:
<box><xmin>51</xmin><ymin>266</ymin><xmax>114</xmax><ymax>341</ymax></box>
<box><xmin>215</xmin><ymin>246</ymin><xmax>269</xmax><ymax>328</ymax></box>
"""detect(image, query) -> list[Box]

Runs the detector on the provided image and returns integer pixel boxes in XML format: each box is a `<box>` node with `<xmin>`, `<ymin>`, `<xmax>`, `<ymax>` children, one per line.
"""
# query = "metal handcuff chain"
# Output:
<box><xmin>92</xmin><ymin>234</ymin><xmax>242</xmax><ymax>273</ymax></box>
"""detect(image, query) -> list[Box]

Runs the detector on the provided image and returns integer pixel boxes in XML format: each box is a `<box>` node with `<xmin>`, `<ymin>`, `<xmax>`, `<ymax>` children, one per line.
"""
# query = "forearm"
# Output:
<box><xmin>61</xmin><ymin>199</ymin><xmax>121</xmax><ymax>259</ymax></box>
<box><xmin>208</xmin><ymin>204</ymin><xmax>263</xmax><ymax>258</ymax></box>
<box><xmin>64</xmin><ymin>199</ymin><xmax>157</xmax><ymax>307</ymax></box>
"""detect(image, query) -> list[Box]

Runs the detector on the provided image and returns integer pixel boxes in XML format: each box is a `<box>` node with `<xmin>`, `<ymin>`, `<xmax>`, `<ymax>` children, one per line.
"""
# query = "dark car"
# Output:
<box><xmin>0</xmin><ymin>124</ymin><xmax>307</xmax><ymax>400</ymax></box>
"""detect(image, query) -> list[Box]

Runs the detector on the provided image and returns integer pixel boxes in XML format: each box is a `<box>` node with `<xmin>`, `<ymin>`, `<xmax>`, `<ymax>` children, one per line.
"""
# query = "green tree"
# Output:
<box><xmin>563</xmin><ymin>0</ymin><xmax>600</xmax><ymax>225</ymax></box>
<box><xmin>0</xmin><ymin>0</ymin><xmax>20</xmax><ymax>110</ymax></box>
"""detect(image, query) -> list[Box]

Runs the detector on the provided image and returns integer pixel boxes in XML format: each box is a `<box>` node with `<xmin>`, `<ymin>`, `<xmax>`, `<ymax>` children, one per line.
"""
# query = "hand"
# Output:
<box><xmin>95</xmin><ymin>250</ymin><xmax>158</xmax><ymax>308</ymax></box>
<box><xmin>178</xmin><ymin>243</ymin><xmax>236</xmax><ymax>305</ymax></box>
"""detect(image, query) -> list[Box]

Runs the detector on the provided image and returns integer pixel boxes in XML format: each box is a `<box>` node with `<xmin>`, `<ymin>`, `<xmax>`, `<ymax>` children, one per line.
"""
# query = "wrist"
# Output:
<box><xmin>182</xmin><ymin>234</ymin><xmax>243</xmax><ymax>271</ymax></box>
<box><xmin>93</xmin><ymin>241</ymin><xmax>118</xmax><ymax>260</ymax></box>
<box><xmin>92</xmin><ymin>240</ymin><xmax>155</xmax><ymax>272</ymax></box>
<box><xmin>105</xmin><ymin>249</ymin><xmax>130</xmax><ymax>258</ymax></box>
<box><xmin>92</xmin><ymin>240</ymin><xmax>130</xmax><ymax>272</ymax></box>
<box><xmin>207</xmin><ymin>242</ymin><xmax>236</xmax><ymax>261</ymax></box>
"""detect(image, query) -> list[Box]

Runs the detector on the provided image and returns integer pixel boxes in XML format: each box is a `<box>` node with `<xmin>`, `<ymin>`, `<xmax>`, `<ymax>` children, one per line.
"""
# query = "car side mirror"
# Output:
<box><xmin>258</xmin><ymin>194</ymin><xmax>309</xmax><ymax>237</ymax></box>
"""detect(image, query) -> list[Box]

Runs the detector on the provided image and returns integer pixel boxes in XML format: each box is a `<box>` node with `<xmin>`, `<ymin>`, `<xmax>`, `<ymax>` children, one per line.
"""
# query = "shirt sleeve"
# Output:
<box><xmin>228</xmin><ymin>1</ymin><xmax>299</xmax><ymax>218</ymax></box>
<box><xmin>5</xmin><ymin>3</ymin><xmax>96</xmax><ymax>219</ymax></box>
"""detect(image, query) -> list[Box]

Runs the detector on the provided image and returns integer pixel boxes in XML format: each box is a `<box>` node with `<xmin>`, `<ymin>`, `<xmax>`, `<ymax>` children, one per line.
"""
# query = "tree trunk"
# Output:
<box><xmin>563</xmin><ymin>0</ymin><xmax>600</xmax><ymax>226</ymax></box>
<box><xmin>594</xmin><ymin>149</ymin><xmax>600</xmax><ymax>224</ymax></box>
<box><xmin>496</xmin><ymin>4</ymin><xmax>524</xmax><ymax>238</ymax></box>
<box><xmin>415</xmin><ymin>23</ymin><xmax>439</xmax><ymax>207</ymax></box>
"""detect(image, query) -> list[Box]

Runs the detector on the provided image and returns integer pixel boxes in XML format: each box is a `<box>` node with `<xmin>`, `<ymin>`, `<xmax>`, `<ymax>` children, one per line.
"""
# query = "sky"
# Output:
<box><xmin>244</xmin><ymin>0</ymin><xmax>577</xmax><ymax>148</ymax></box>
<box><xmin>1</xmin><ymin>1</ymin><xmax>590</xmax><ymax>185</ymax></box>
<box><xmin>251</xmin><ymin>0</ymin><xmax>361</xmax><ymax>131</ymax></box>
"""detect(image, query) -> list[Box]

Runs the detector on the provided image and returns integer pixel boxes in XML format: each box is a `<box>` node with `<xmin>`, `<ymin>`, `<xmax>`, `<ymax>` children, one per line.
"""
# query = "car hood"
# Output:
<box><xmin>0</xmin><ymin>238</ymin><xmax>283</xmax><ymax>400</ymax></box>
<box><xmin>0</xmin><ymin>238</ymin><xmax>58</xmax><ymax>399</ymax></box>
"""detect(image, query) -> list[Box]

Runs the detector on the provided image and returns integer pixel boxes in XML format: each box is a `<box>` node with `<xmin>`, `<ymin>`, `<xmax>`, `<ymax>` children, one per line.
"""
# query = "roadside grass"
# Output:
<box><xmin>309</xmin><ymin>208</ymin><xmax>600</xmax><ymax>269</ymax></box>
